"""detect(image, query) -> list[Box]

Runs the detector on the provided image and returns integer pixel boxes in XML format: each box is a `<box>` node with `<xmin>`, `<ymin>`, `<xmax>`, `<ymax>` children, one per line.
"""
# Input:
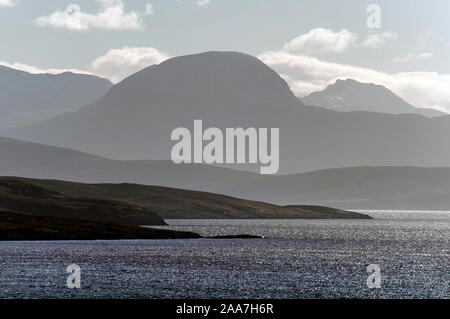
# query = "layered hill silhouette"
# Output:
<box><xmin>4</xmin><ymin>51</ymin><xmax>450</xmax><ymax>174</ymax></box>
<box><xmin>3</xmin><ymin>136</ymin><xmax>450</xmax><ymax>210</ymax></box>
<box><xmin>220</xmin><ymin>166</ymin><xmax>450</xmax><ymax>210</ymax></box>
<box><xmin>0</xmin><ymin>177</ymin><xmax>370</xmax><ymax>219</ymax></box>
<box><xmin>0</xmin><ymin>136</ymin><xmax>260</xmax><ymax>191</ymax></box>
<box><xmin>0</xmin><ymin>65</ymin><xmax>112</xmax><ymax>129</ymax></box>
<box><xmin>301</xmin><ymin>79</ymin><xmax>445</xmax><ymax>117</ymax></box>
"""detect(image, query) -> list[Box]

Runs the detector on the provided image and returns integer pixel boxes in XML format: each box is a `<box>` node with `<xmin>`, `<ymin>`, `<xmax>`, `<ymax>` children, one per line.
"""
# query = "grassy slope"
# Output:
<box><xmin>0</xmin><ymin>179</ymin><xmax>167</xmax><ymax>225</ymax></box>
<box><xmin>1</xmin><ymin>177</ymin><xmax>372</xmax><ymax>219</ymax></box>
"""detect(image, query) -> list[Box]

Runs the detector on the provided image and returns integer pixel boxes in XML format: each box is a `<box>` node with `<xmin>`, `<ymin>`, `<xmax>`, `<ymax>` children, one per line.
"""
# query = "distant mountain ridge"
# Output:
<box><xmin>1</xmin><ymin>51</ymin><xmax>303</xmax><ymax>163</ymax></box>
<box><xmin>4</xmin><ymin>51</ymin><xmax>450</xmax><ymax>174</ymax></box>
<box><xmin>219</xmin><ymin>166</ymin><xmax>450</xmax><ymax>210</ymax></box>
<box><xmin>0</xmin><ymin>136</ymin><xmax>261</xmax><ymax>191</ymax></box>
<box><xmin>301</xmin><ymin>79</ymin><xmax>445</xmax><ymax>117</ymax></box>
<box><xmin>3</xmin><ymin>136</ymin><xmax>450</xmax><ymax>211</ymax></box>
<box><xmin>0</xmin><ymin>65</ymin><xmax>112</xmax><ymax>129</ymax></box>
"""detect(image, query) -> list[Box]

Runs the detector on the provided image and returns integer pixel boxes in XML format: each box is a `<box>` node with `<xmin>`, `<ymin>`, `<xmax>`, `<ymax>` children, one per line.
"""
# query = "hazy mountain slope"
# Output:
<box><xmin>0</xmin><ymin>136</ymin><xmax>103</xmax><ymax>171</ymax></box>
<box><xmin>3</xmin><ymin>137</ymin><xmax>450</xmax><ymax>210</ymax></box>
<box><xmin>3</xmin><ymin>51</ymin><xmax>300</xmax><ymax>162</ymax></box>
<box><xmin>301</xmin><ymin>79</ymin><xmax>445</xmax><ymax>117</ymax></box>
<box><xmin>219</xmin><ymin>166</ymin><xmax>450</xmax><ymax>210</ymax></box>
<box><xmin>0</xmin><ymin>65</ymin><xmax>112</xmax><ymax>128</ymax></box>
<box><xmin>1</xmin><ymin>177</ymin><xmax>371</xmax><ymax>219</ymax></box>
<box><xmin>4</xmin><ymin>51</ymin><xmax>450</xmax><ymax>174</ymax></box>
<box><xmin>0</xmin><ymin>136</ymin><xmax>262</xmax><ymax>191</ymax></box>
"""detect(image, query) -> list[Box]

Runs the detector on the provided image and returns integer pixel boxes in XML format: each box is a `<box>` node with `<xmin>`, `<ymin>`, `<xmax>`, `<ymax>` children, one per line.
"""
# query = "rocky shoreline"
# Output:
<box><xmin>0</xmin><ymin>211</ymin><xmax>200</xmax><ymax>241</ymax></box>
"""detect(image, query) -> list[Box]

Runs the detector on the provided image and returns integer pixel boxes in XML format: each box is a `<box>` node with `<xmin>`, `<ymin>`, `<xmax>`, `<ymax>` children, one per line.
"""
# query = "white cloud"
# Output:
<box><xmin>283</xmin><ymin>28</ymin><xmax>359</xmax><ymax>54</ymax></box>
<box><xmin>361</xmin><ymin>31</ymin><xmax>398</xmax><ymax>49</ymax></box>
<box><xmin>258</xmin><ymin>50</ymin><xmax>450</xmax><ymax>113</ymax></box>
<box><xmin>393</xmin><ymin>53</ymin><xmax>414</xmax><ymax>63</ymax></box>
<box><xmin>35</xmin><ymin>0</ymin><xmax>153</xmax><ymax>31</ymax></box>
<box><xmin>0</xmin><ymin>60</ymin><xmax>93</xmax><ymax>76</ymax></box>
<box><xmin>279</xmin><ymin>74</ymin><xmax>325</xmax><ymax>97</ymax></box>
<box><xmin>394</xmin><ymin>51</ymin><xmax>433</xmax><ymax>62</ymax></box>
<box><xmin>90</xmin><ymin>46</ymin><xmax>170</xmax><ymax>83</ymax></box>
<box><xmin>283</xmin><ymin>28</ymin><xmax>399</xmax><ymax>55</ymax></box>
<box><xmin>1</xmin><ymin>46</ymin><xmax>171</xmax><ymax>84</ymax></box>
<box><xmin>177</xmin><ymin>0</ymin><xmax>211</xmax><ymax>6</ymax></box>
<box><xmin>0</xmin><ymin>0</ymin><xmax>15</xmax><ymax>7</ymax></box>
<box><xmin>195</xmin><ymin>0</ymin><xmax>210</xmax><ymax>7</ymax></box>
<box><xmin>418</xmin><ymin>52</ymin><xmax>433</xmax><ymax>59</ymax></box>
<box><xmin>145</xmin><ymin>3</ymin><xmax>154</xmax><ymax>15</ymax></box>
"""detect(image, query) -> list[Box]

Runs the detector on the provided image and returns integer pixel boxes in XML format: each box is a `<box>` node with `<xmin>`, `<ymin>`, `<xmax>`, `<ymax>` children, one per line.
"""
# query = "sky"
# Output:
<box><xmin>1</xmin><ymin>0</ymin><xmax>450</xmax><ymax>112</ymax></box>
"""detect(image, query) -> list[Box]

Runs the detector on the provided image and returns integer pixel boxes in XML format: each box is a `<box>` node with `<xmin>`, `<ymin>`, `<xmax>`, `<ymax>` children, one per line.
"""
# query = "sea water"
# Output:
<box><xmin>0</xmin><ymin>211</ymin><xmax>448</xmax><ymax>298</ymax></box>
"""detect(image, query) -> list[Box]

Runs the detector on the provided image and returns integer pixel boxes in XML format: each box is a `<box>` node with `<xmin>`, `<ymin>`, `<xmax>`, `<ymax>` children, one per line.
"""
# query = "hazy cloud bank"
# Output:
<box><xmin>259</xmin><ymin>50</ymin><xmax>450</xmax><ymax>112</ymax></box>
<box><xmin>35</xmin><ymin>0</ymin><xmax>153</xmax><ymax>31</ymax></box>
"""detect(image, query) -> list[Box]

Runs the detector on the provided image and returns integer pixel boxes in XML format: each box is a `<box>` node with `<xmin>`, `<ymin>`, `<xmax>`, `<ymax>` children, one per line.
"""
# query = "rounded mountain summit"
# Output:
<box><xmin>5</xmin><ymin>51</ymin><xmax>450</xmax><ymax>174</ymax></box>
<box><xmin>5</xmin><ymin>51</ymin><xmax>303</xmax><ymax>161</ymax></box>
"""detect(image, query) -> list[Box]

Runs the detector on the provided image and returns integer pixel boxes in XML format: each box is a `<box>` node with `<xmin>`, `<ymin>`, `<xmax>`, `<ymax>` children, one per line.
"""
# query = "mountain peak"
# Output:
<box><xmin>122</xmin><ymin>50</ymin><xmax>291</xmax><ymax>90</ymax></box>
<box><xmin>0</xmin><ymin>65</ymin><xmax>113</xmax><ymax>130</ymax></box>
<box><xmin>5</xmin><ymin>52</ymin><xmax>450</xmax><ymax>174</ymax></box>
<box><xmin>108</xmin><ymin>50</ymin><xmax>301</xmax><ymax>113</ymax></box>
<box><xmin>331</xmin><ymin>78</ymin><xmax>388</xmax><ymax>91</ymax></box>
<box><xmin>5</xmin><ymin>51</ymin><xmax>303</xmax><ymax>161</ymax></box>
<box><xmin>303</xmin><ymin>78</ymin><xmax>445</xmax><ymax>117</ymax></box>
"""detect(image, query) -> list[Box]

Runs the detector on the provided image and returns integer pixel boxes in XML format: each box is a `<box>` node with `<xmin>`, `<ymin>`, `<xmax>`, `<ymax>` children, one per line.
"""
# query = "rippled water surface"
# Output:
<box><xmin>0</xmin><ymin>211</ymin><xmax>448</xmax><ymax>298</ymax></box>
